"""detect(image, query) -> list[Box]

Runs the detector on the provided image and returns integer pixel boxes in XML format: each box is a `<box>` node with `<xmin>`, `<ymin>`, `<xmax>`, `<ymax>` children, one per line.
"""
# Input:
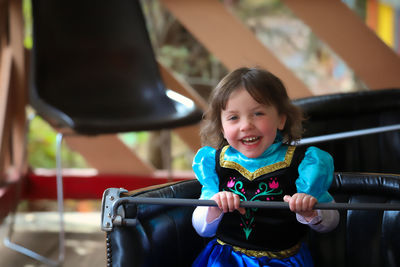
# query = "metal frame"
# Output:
<box><xmin>3</xmin><ymin>114</ymin><xmax>66</xmax><ymax>267</ymax></box>
<box><xmin>101</xmin><ymin>194</ymin><xmax>400</xmax><ymax>231</ymax></box>
<box><xmin>298</xmin><ymin>124</ymin><xmax>400</xmax><ymax>145</ymax></box>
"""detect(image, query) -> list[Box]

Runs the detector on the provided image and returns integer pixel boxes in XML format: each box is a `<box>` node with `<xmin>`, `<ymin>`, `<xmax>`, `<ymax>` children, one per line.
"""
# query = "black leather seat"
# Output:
<box><xmin>104</xmin><ymin>173</ymin><xmax>400</xmax><ymax>267</ymax></box>
<box><xmin>294</xmin><ymin>89</ymin><xmax>400</xmax><ymax>174</ymax></box>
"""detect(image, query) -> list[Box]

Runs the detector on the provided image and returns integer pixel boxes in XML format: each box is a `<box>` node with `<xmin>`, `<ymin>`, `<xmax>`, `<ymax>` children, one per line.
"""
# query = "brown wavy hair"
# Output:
<box><xmin>200</xmin><ymin>67</ymin><xmax>304</xmax><ymax>149</ymax></box>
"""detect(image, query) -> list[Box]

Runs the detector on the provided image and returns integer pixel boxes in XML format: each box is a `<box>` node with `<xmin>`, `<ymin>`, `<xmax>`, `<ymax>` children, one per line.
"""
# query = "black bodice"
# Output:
<box><xmin>215</xmin><ymin>145</ymin><xmax>308</xmax><ymax>251</ymax></box>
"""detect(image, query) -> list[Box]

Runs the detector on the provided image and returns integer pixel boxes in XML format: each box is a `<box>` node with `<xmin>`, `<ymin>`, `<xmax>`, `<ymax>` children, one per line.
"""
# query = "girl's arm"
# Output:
<box><xmin>294</xmin><ymin>146</ymin><xmax>340</xmax><ymax>232</ymax></box>
<box><xmin>192</xmin><ymin>206</ymin><xmax>223</xmax><ymax>237</ymax></box>
<box><xmin>191</xmin><ymin>147</ymin><xmax>223</xmax><ymax>237</ymax></box>
<box><xmin>296</xmin><ymin>203</ymin><xmax>340</xmax><ymax>233</ymax></box>
<box><xmin>284</xmin><ymin>193</ymin><xmax>339</xmax><ymax>233</ymax></box>
<box><xmin>192</xmin><ymin>191</ymin><xmax>245</xmax><ymax>237</ymax></box>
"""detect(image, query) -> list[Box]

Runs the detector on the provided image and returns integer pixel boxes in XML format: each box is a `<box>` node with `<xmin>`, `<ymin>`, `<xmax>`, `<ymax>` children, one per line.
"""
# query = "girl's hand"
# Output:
<box><xmin>283</xmin><ymin>193</ymin><xmax>318</xmax><ymax>221</ymax></box>
<box><xmin>211</xmin><ymin>191</ymin><xmax>245</xmax><ymax>214</ymax></box>
<box><xmin>206</xmin><ymin>191</ymin><xmax>245</xmax><ymax>223</ymax></box>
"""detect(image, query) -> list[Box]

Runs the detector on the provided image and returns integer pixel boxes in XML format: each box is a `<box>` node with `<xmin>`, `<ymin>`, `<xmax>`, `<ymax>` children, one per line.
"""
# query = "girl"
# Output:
<box><xmin>192</xmin><ymin>67</ymin><xmax>339</xmax><ymax>266</ymax></box>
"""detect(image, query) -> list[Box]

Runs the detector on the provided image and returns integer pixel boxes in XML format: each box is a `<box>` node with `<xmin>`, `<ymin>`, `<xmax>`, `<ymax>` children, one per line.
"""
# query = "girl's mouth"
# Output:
<box><xmin>241</xmin><ymin>136</ymin><xmax>260</xmax><ymax>145</ymax></box>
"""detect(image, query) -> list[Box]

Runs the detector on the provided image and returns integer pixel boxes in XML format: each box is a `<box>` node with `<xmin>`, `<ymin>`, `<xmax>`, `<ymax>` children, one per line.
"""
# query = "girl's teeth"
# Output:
<box><xmin>242</xmin><ymin>137</ymin><xmax>259</xmax><ymax>143</ymax></box>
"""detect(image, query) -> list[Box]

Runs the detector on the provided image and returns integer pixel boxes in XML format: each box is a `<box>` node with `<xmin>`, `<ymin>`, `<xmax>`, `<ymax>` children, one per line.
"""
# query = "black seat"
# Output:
<box><xmin>103</xmin><ymin>173</ymin><xmax>400</xmax><ymax>267</ymax></box>
<box><xmin>294</xmin><ymin>89</ymin><xmax>400</xmax><ymax>174</ymax></box>
<box><xmin>30</xmin><ymin>0</ymin><xmax>202</xmax><ymax>134</ymax></box>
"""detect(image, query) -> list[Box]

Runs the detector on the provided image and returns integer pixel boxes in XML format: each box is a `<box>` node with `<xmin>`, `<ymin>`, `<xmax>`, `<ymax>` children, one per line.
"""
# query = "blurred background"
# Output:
<box><xmin>1</xmin><ymin>0</ymin><xmax>400</xmax><ymax>266</ymax></box>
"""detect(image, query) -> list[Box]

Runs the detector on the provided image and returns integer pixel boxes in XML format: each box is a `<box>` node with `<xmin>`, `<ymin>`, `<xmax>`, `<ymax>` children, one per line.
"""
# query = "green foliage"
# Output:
<box><xmin>159</xmin><ymin>45</ymin><xmax>190</xmax><ymax>76</ymax></box>
<box><xmin>235</xmin><ymin>0</ymin><xmax>284</xmax><ymax>17</ymax></box>
<box><xmin>119</xmin><ymin>132</ymin><xmax>149</xmax><ymax>148</ymax></box>
<box><xmin>28</xmin><ymin>116</ymin><xmax>88</xmax><ymax>168</ymax></box>
<box><xmin>23</xmin><ymin>0</ymin><xmax>33</xmax><ymax>49</ymax></box>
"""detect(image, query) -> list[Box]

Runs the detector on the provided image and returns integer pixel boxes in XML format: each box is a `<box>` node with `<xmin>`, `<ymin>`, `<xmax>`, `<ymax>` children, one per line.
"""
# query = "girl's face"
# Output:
<box><xmin>221</xmin><ymin>87</ymin><xmax>286</xmax><ymax>158</ymax></box>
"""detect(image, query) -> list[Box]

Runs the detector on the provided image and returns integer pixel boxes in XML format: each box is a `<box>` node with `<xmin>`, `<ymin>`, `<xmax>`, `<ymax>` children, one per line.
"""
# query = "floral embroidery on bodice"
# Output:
<box><xmin>225</xmin><ymin>176</ymin><xmax>283</xmax><ymax>239</ymax></box>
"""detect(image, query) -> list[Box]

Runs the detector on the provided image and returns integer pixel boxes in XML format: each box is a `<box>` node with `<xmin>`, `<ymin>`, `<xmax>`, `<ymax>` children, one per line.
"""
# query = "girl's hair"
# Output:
<box><xmin>200</xmin><ymin>67</ymin><xmax>304</xmax><ymax>148</ymax></box>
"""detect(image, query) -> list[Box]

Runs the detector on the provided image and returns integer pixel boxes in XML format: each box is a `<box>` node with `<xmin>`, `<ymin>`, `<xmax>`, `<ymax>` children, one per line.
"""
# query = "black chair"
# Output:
<box><xmin>294</xmin><ymin>89</ymin><xmax>400</xmax><ymax>174</ymax></box>
<box><xmin>30</xmin><ymin>0</ymin><xmax>201</xmax><ymax>133</ymax></box>
<box><xmin>102</xmin><ymin>173</ymin><xmax>400</xmax><ymax>267</ymax></box>
<box><xmin>4</xmin><ymin>0</ymin><xmax>202</xmax><ymax>266</ymax></box>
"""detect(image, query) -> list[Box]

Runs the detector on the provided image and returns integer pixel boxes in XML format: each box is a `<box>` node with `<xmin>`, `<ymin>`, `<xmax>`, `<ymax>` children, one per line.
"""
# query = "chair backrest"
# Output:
<box><xmin>104</xmin><ymin>173</ymin><xmax>400</xmax><ymax>267</ymax></box>
<box><xmin>30</xmin><ymin>0</ymin><xmax>202</xmax><ymax>134</ymax></box>
<box><xmin>294</xmin><ymin>89</ymin><xmax>400</xmax><ymax>174</ymax></box>
<box><xmin>309</xmin><ymin>172</ymin><xmax>400</xmax><ymax>267</ymax></box>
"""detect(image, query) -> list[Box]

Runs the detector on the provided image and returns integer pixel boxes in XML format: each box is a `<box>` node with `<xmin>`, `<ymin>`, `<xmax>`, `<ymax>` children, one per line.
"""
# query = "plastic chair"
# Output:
<box><xmin>3</xmin><ymin>0</ymin><xmax>202</xmax><ymax>266</ymax></box>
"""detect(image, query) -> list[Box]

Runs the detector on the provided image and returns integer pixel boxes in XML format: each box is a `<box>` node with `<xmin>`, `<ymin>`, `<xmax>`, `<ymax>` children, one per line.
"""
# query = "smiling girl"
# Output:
<box><xmin>192</xmin><ymin>67</ymin><xmax>339</xmax><ymax>267</ymax></box>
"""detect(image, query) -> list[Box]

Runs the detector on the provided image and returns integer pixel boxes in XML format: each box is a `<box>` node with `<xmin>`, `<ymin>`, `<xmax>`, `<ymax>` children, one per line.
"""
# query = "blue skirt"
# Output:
<box><xmin>192</xmin><ymin>239</ymin><xmax>313</xmax><ymax>267</ymax></box>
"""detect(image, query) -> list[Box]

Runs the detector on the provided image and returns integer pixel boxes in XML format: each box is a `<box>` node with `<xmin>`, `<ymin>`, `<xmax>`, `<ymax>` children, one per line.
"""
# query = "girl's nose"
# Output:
<box><xmin>240</xmin><ymin>118</ymin><xmax>254</xmax><ymax>131</ymax></box>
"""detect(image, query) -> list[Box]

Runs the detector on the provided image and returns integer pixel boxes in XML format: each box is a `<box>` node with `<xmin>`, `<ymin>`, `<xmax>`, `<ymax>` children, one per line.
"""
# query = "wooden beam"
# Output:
<box><xmin>9</xmin><ymin>0</ymin><xmax>27</xmax><ymax>176</ymax></box>
<box><xmin>64</xmin><ymin>135</ymin><xmax>155</xmax><ymax>175</ymax></box>
<box><xmin>160</xmin><ymin>0</ymin><xmax>312</xmax><ymax>99</ymax></box>
<box><xmin>0</xmin><ymin>1</ymin><xmax>8</xmax><ymax>52</ymax></box>
<box><xmin>283</xmin><ymin>0</ymin><xmax>400</xmax><ymax>89</ymax></box>
<box><xmin>0</xmin><ymin>47</ymin><xmax>12</xmax><ymax>180</ymax></box>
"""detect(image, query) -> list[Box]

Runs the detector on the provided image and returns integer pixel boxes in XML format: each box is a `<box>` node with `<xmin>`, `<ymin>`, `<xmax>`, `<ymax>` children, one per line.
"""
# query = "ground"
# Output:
<box><xmin>0</xmin><ymin>211</ymin><xmax>105</xmax><ymax>267</ymax></box>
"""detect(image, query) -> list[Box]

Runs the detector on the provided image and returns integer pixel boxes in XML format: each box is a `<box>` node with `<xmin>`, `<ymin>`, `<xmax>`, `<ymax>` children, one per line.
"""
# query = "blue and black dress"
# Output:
<box><xmin>192</xmin><ymin>137</ymin><xmax>336</xmax><ymax>267</ymax></box>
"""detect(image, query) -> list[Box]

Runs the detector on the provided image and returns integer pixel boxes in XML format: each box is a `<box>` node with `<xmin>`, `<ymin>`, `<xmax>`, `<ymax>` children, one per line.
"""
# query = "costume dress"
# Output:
<box><xmin>191</xmin><ymin>136</ymin><xmax>337</xmax><ymax>267</ymax></box>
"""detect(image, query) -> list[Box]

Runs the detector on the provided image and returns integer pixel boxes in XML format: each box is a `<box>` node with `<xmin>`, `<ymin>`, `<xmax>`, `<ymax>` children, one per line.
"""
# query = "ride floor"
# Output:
<box><xmin>0</xmin><ymin>211</ymin><xmax>105</xmax><ymax>267</ymax></box>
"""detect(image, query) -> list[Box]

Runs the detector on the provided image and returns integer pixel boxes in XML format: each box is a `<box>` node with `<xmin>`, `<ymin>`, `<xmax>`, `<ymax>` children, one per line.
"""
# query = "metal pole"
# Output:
<box><xmin>112</xmin><ymin>197</ymin><xmax>400</xmax><ymax>216</ymax></box>
<box><xmin>298</xmin><ymin>124</ymin><xmax>400</xmax><ymax>145</ymax></box>
<box><xmin>55</xmin><ymin>133</ymin><xmax>65</xmax><ymax>264</ymax></box>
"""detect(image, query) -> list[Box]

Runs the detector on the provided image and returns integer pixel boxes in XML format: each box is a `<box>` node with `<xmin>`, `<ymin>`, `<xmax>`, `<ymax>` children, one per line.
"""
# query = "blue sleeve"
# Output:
<box><xmin>296</xmin><ymin>146</ymin><xmax>334</xmax><ymax>203</ymax></box>
<box><xmin>192</xmin><ymin>146</ymin><xmax>220</xmax><ymax>200</ymax></box>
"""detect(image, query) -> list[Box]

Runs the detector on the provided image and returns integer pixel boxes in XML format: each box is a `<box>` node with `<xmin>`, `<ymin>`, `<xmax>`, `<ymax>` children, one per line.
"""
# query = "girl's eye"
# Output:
<box><xmin>228</xmin><ymin>115</ymin><xmax>238</xmax><ymax>121</ymax></box>
<box><xmin>254</xmin><ymin>112</ymin><xmax>264</xmax><ymax>116</ymax></box>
